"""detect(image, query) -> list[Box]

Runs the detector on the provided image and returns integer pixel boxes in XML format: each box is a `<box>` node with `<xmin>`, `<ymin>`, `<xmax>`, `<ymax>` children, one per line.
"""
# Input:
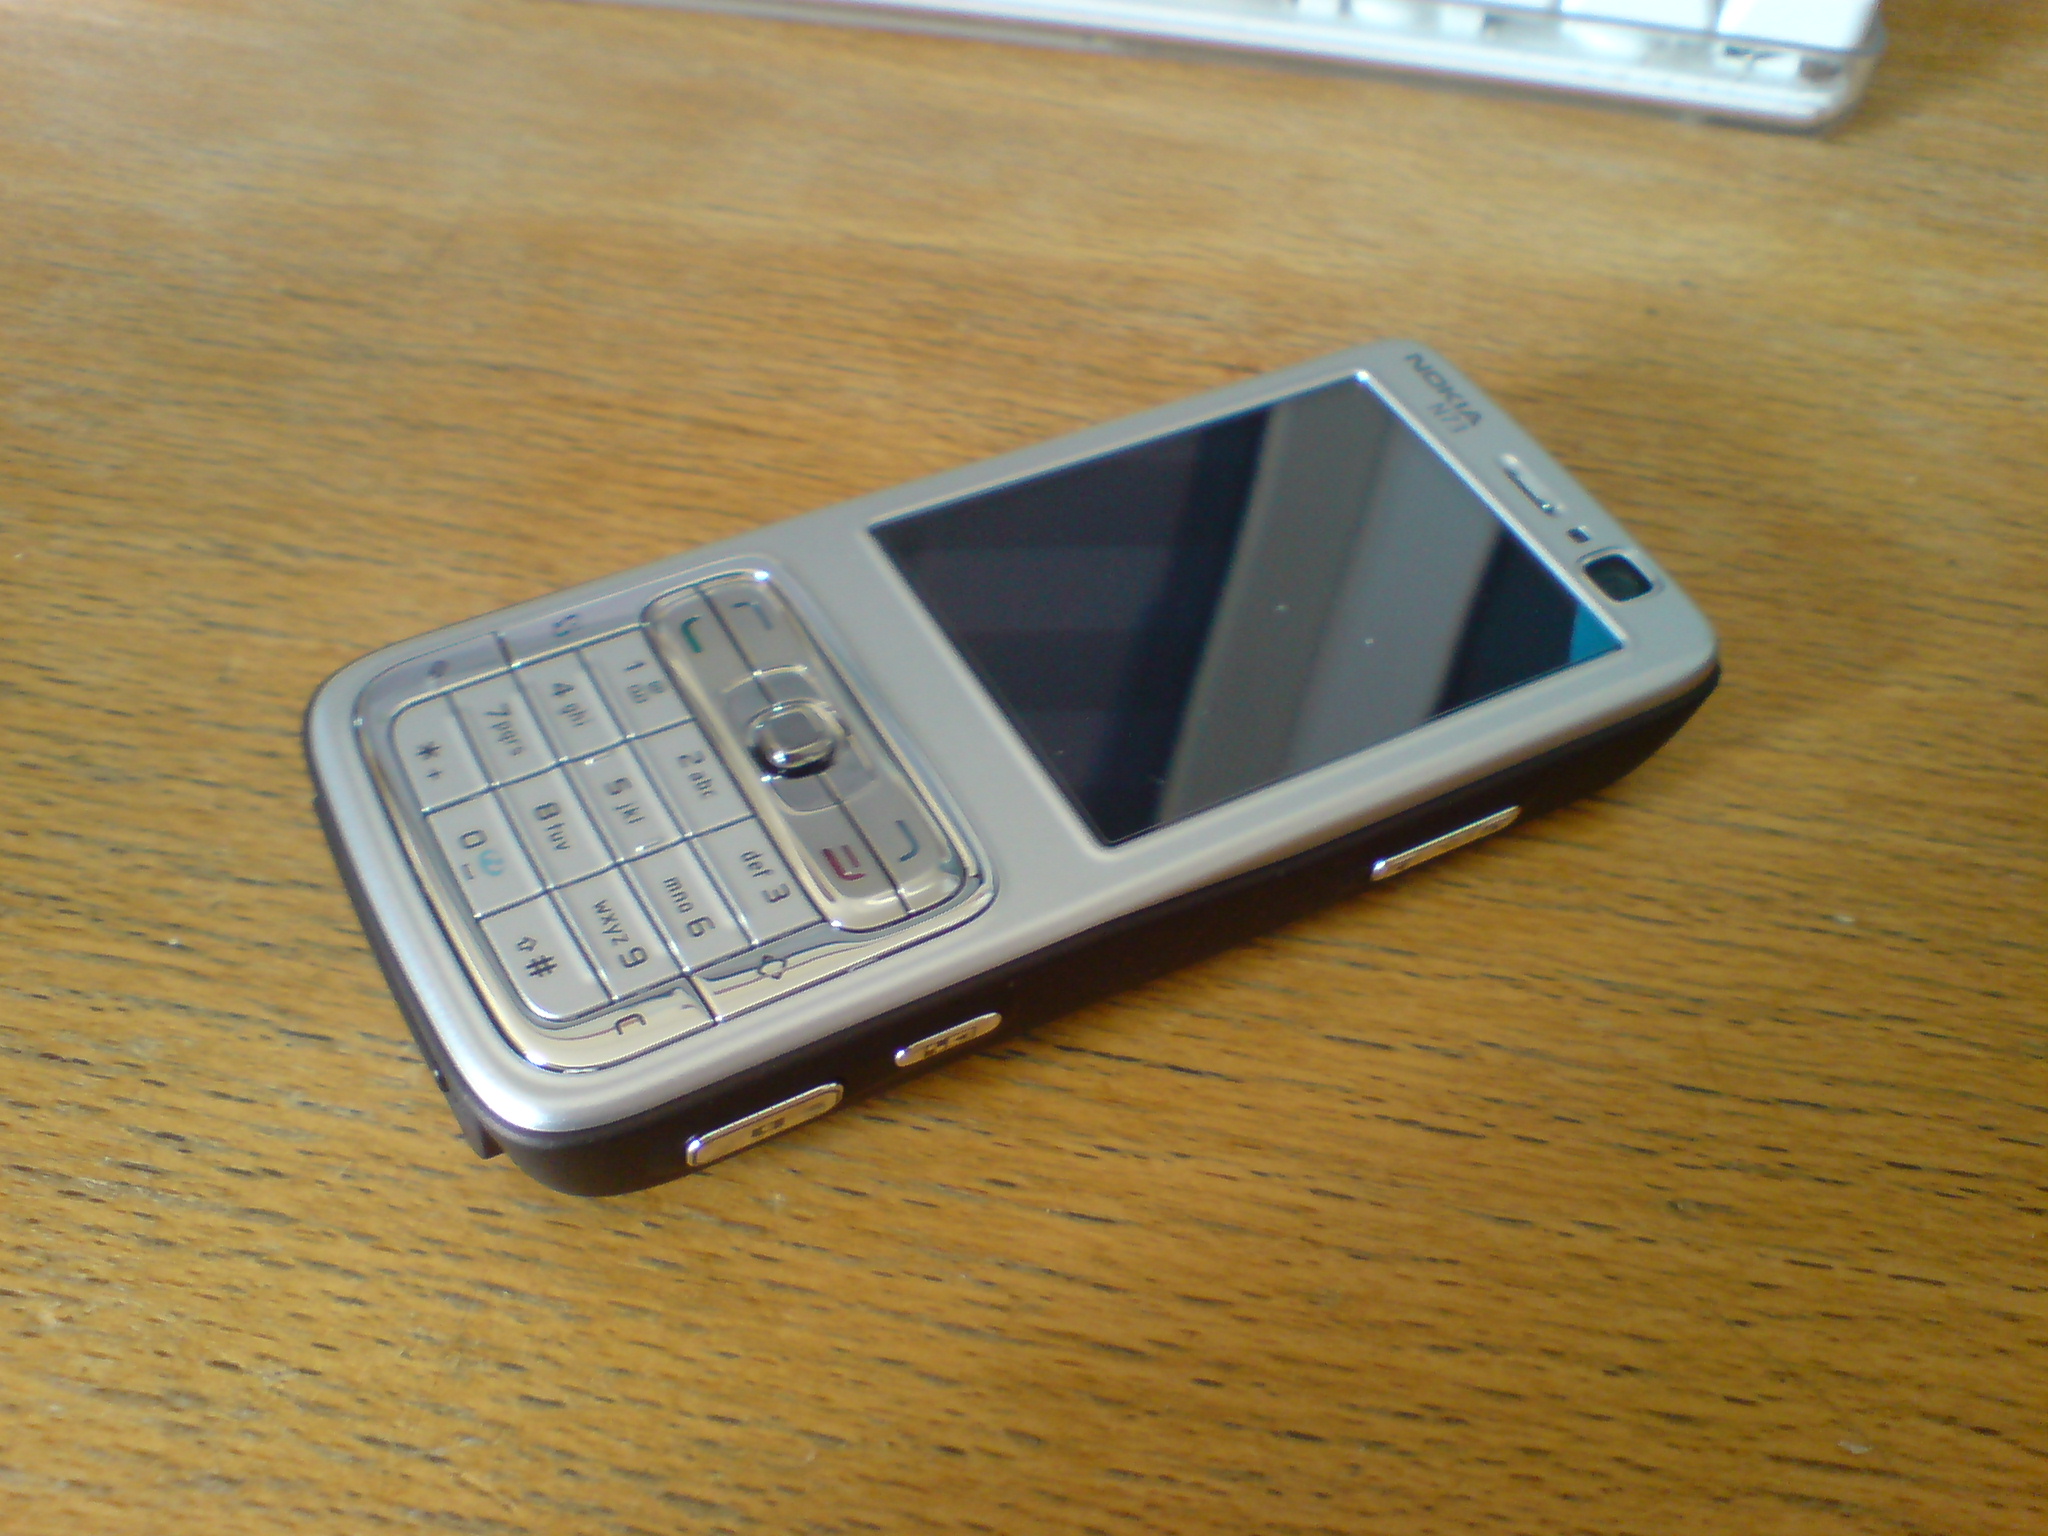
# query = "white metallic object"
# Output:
<box><xmin>1719</xmin><ymin>0</ymin><xmax>1876</xmax><ymax>50</ymax></box>
<box><xmin>626</xmin><ymin>0</ymin><xmax>1884</xmax><ymax>129</ymax></box>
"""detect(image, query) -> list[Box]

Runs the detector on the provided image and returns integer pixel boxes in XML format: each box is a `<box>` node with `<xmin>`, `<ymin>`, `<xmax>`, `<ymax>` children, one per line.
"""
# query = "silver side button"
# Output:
<box><xmin>1370</xmin><ymin>807</ymin><xmax>1520</xmax><ymax>883</ymax></box>
<box><xmin>894</xmin><ymin>1012</ymin><xmax>1001</xmax><ymax>1069</ymax></box>
<box><xmin>686</xmin><ymin>1083</ymin><xmax>843</xmax><ymax>1168</ymax></box>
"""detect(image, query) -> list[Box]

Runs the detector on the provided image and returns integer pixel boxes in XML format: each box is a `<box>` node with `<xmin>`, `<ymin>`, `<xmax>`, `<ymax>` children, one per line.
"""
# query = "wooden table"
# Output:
<box><xmin>4</xmin><ymin>2</ymin><xmax>2043</xmax><ymax>1530</ymax></box>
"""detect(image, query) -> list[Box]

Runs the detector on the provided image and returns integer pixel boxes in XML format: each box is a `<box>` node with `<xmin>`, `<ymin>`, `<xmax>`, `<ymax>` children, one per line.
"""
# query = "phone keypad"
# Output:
<box><xmin>370</xmin><ymin>570</ymin><xmax>979</xmax><ymax>1053</ymax></box>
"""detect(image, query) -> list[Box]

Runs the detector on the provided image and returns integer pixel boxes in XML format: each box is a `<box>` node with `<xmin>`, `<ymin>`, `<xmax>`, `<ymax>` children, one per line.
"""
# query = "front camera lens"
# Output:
<box><xmin>1585</xmin><ymin>554</ymin><xmax>1653</xmax><ymax>602</ymax></box>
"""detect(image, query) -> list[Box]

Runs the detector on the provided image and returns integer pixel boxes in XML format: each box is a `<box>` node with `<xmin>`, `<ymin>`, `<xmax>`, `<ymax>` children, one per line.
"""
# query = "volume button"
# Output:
<box><xmin>1370</xmin><ymin>807</ymin><xmax>1520</xmax><ymax>883</ymax></box>
<box><xmin>686</xmin><ymin>1084</ymin><xmax>843</xmax><ymax>1168</ymax></box>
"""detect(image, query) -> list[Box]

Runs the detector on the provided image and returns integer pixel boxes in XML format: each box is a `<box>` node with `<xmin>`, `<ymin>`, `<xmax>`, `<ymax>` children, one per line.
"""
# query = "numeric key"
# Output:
<box><xmin>427</xmin><ymin>794</ymin><xmax>543</xmax><ymax>916</ymax></box>
<box><xmin>567</xmin><ymin>746</ymin><xmax>682</xmax><ymax>860</ymax></box>
<box><xmin>625</xmin><ymin>843</ymin><xmax>749</xmax><ymax>972</ymax></box>
<box><xmin>516</xmin><ymin>651</ymin><xmax>622</xmax><ymax>760</ymax></box>
<box><xmin>555</xmin><ymin>869</ymin><xmax>681</xmax><ymax>998</ymax></box>
<box><xmin>637</xmin><ymin>722</ymin><xmax>750</xmax><ymax>836</ymax></box>
<box><xmin>497</xmin><ymin>768</ymin><xmax>612</xmax><ymax>887</ymax></box>
<box><xmin>696</xmin><ymin>820</ymin><xmax>820</xmax><ymax>943</ymax></box>
<box><xmin>450</xmin><ymin>674</ymin><xmax>550</xmax><ymax>784</ymax></box>
<box><xmin>581</xmin><ymin>631</ymin><xmax>690</xmax><ymax>737</ymax></box>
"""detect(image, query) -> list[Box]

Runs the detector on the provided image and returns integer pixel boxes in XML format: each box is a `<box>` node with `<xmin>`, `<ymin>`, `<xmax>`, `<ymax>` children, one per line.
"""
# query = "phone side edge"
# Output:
<box><xmin>450</xmin><ymin>666</ymin><xmax>1718</xmax><ymax>1196</ymax></box>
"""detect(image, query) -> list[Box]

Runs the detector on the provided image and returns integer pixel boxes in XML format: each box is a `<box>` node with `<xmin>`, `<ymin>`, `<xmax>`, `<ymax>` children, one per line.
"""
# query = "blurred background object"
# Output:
<box><xmin>620</xmin><ymin>0</ymin><xmax>1886</xmax><ymax>126</ymax></box>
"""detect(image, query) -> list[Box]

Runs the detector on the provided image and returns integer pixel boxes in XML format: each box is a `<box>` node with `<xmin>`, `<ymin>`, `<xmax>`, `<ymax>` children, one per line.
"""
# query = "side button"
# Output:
<box><xmin>895</xmin><ymin>1012</ymin><xmax>1000</xmax><ymax>1068</ymax></box>
<box><xmin>1370</xmin><ymin>807</ymin><xmax>1520</xmax><ymax>883</ymax></box>
<box><xmin>686</xmin><ymin>1084</ymin><xmax>843</xmax><ymax>1168</ymax></box>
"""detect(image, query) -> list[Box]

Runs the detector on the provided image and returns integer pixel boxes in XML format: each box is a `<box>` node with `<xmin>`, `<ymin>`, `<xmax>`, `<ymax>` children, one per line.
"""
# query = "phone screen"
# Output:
<box><xmin>874</xmin><ymin>377</ymin><xmax>1619</xmax><ymax>844</ymax></box>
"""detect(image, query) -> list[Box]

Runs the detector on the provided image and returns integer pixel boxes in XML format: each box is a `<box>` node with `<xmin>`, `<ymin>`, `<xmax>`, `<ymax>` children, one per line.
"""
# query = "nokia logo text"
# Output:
<box><xmin>1404</xmin><ymin>353</ymin><xmax>1482</xmax><ymax>433</ymax></box>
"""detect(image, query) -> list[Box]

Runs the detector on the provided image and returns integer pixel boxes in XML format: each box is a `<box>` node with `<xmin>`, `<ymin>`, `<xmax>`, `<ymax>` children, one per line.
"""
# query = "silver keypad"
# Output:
<box><xmin>366</xmin><ymin>569</ymin><xmax>983</xmax><ymax>1056</ymax></box>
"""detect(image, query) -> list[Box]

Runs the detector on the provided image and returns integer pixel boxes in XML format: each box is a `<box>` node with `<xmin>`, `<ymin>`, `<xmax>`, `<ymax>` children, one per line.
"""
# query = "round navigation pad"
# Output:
<box><xmin>748</xmin><ymin>700</ymin><xmax>842</xmax><ymax>778</ymax></box>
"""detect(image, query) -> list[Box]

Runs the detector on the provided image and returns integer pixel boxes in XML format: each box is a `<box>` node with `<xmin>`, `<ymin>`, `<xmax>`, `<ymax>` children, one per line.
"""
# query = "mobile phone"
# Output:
<box><xmin>305</xmin><ymin>342</ymin><xmax>1718</xmax><ymax>1195</ymax></box>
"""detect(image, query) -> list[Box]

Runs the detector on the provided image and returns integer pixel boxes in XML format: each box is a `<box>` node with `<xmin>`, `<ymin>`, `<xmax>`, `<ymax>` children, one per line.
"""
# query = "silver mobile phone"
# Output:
<box><xmin>306</xmin><ymin>343</ymin><xmax>1717</xmax><ymax>1194</ymax></box>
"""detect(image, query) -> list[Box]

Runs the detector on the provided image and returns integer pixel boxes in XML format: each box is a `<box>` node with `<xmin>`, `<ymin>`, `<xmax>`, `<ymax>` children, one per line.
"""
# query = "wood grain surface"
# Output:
<box><xmin>3</xmin><ymin>1</ymin><xmax>2044</xmax><ymax>1531</ymax></box>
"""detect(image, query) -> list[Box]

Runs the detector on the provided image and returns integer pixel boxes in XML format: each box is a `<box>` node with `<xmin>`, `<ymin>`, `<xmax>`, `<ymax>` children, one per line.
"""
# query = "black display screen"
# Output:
<box><xmin>874</xmin><ymin>379</ymin><xmax>1618</xmax><ymax>844</ymax></box>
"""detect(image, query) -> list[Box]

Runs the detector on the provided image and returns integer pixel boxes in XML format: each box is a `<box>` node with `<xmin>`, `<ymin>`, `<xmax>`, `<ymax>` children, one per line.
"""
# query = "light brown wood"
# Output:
<box><xmin>4</xmin><ymin>1</ymin><xmax>2044</xmax><ymax>1530</ymax></box>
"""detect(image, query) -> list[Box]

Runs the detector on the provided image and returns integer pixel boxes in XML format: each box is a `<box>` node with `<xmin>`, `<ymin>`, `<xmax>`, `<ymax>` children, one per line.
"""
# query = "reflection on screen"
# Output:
<box><xmin>874</xmin><ymin>378</ymin><xmax>1619</xmax><ymax>843</ymax></box>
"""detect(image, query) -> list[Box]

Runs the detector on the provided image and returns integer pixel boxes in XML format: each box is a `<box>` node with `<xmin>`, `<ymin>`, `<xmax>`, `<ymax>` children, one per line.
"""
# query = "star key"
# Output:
<box><xmin>393</xmin><ymin>697</ymin><xmax>489</xmax><ymax>811</ymax></box>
